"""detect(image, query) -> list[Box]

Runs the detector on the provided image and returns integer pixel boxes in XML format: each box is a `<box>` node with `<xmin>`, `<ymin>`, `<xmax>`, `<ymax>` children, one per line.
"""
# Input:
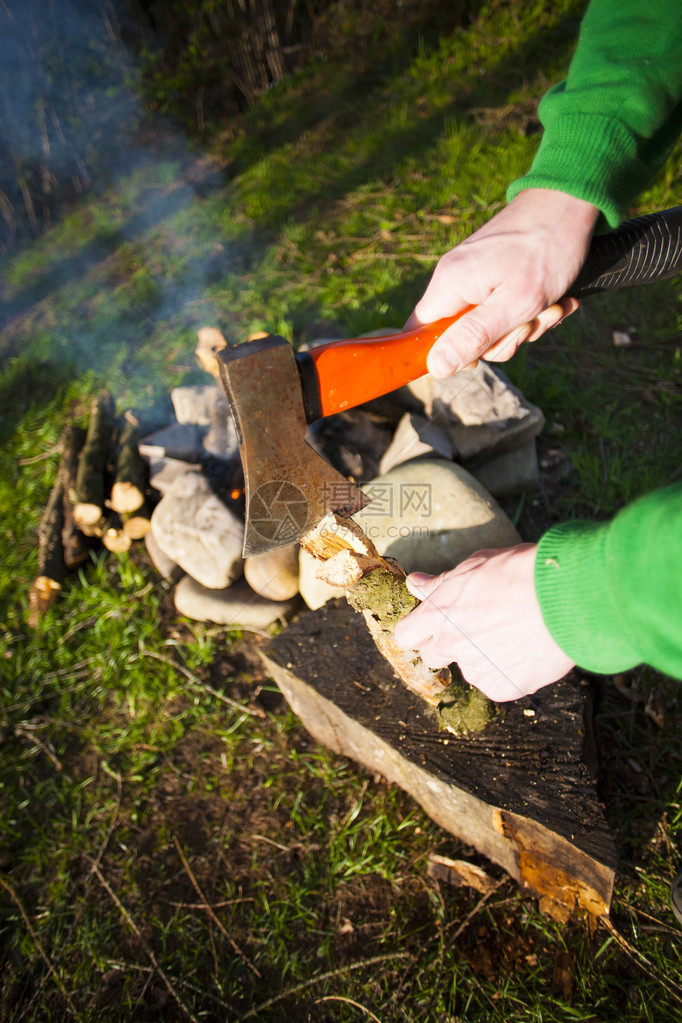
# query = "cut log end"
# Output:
<box><xmin>103</xmin><ymin>528</ymin><xmax>132</xmax><ymax>554</ymax></box>
<box><xmin>28</xmin><ymin>576</ymin><xmax>62</xmax><ymax>627</ymax></box>
<box><xmin>73</xmin><ymin>504</ymin><xmax>105</xmax><ymax>535</ymax></box>
<box><xmin>110</xmin><ymin>480</ymin><xmax>145</xmax><ymax>515</ymax></box>
<box><xmin>122</xmin><ymin>514</ymin><xmax>152</xmax><ymax>540</ymax></box>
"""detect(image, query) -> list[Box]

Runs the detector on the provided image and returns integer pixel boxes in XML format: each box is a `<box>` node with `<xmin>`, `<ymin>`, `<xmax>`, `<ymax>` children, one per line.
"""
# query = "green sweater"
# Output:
<box><xmin>508</xmin><ymin>0</ymin><xmax>682</xmax><ymax>227</ymax></box>
<box><xmin>509</xmin><ymin>0</ymin><xmax>682</xmax><ymax>678</ymax></box>
<box><xmin>535</xmin><ymin>485</ymin><xmax>682</xmax><ymax>678</ymax></box>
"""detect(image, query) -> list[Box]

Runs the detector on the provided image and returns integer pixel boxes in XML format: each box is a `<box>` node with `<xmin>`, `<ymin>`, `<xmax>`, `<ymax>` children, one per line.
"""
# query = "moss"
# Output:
<box><xmin>437</xmin><ymin>671</ymin><xmax>501</xmax><ymax>736</ymax></box>
<box><xmin>345</xmin><ymin>566</ymin><xmax>418</xmax><ymax>628</ymax></box>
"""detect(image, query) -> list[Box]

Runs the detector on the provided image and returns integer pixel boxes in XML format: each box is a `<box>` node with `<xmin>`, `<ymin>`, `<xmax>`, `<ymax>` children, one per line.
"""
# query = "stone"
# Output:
<box><xmin>298</xmin><ymin>547</ymin><xmax>341</xmax><ymax>609</ymax></box>
<box><xmin>408</xmin><ymin>364</ymin><xmax>545</xmax><ymax>464</ymax></box>
<box><xmin>151</xmin><ymin>471</ymin><xmax>244</xmax><ymax>589</ymax></box>
<box><xmin>171</xmin><ymin>384</ymin><xmax>222</xmax><ymax>426</ymax></box>
<box><xmin>202</xmin><ymin>391</ymin><xmax>239</xmax><ymax>460</ymax></box>
<box><xmin>149</xmin><ymin>456</ymin><xmax>202</xmax><ymax>496</ymax></box>
<box><xmin>306</xmin><ymin>408</ymin><xmax>394</xmax><ymax>483</ymax></box>
<box><xmin>144</xmin><ymin>529</ymin><xmax>184</xmax><ymax>584</ymax></box>
<box><xmin>244</xmin><ymin>543</ymin><xmax>300</xmax><ymax>601</ymax></box>
<box><xmin>139</xmin><ymin>422</ymin><xmax>205</xmax><ymax>463</ymax></box>
<box><xmin>470</xmin><ymin>441</ymin><xmax>540</xmax><ymax>498</ymax></box>
<box><xmin>354</xmin><ymin>458</ymin><xmax>520</xmax><ymax>576</ymax></box>
<box><xmin>379</xmin><ymin>412</ymin><xmax>453</xmax><ymax>475</ymax></box>
<box><xmin>174</xmin><ymin>575</ymin><xmax>297</xmax><ymax>628</ymax></box>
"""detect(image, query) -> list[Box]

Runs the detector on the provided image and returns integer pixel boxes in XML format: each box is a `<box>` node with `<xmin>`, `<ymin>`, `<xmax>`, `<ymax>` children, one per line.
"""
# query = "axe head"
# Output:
<box><xmin>217</xmin><ymin>335</ymin><xmax>370</xmax><ymax>557</ymax></box>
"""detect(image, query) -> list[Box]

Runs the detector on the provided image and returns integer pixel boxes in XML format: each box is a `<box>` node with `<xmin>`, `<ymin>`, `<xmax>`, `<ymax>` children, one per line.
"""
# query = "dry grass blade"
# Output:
<box><xmin>172</xmin><ymin>835</ymin><xmax>261</xmax><ymax>978</ymax></box>
<box><xmin>601</xmin><ymin>915</ymin><xmax>682</xmax><ymax>1006</ymax></box>
<box><xmin>316</xmin><ymin>994</ymin><xmax>384</xmax><ymax>1022</ymax></box>
<box><xmin>0</xmin><ymin>876</ymin><xmax>80</xmax><ymax>1020</ymax></box>
<box><xmin>87</xmin><ymin>858</ymin><xmax>200</xmax><ymax>1023</ymax></box>
<box><xmin>241</xmin><ymin>952</ymin><xmax>411</xmax><ymax>1020</ymax></box>
<box><xmin>139</xmin><ymin>648</ymin><xmax>265</xmax><ymax>718</ymax></box>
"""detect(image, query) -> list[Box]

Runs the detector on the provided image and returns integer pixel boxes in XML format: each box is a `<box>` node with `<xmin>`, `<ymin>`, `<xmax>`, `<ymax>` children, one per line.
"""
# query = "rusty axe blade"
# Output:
<box><xmin>217</xmin><ymin>335</ymin><xmax>370</xmax><ymax>557</ymax></box>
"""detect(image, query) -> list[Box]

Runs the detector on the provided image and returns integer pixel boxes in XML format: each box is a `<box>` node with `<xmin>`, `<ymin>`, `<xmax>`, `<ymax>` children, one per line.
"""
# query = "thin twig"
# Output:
<box><xmin>0</xmin><ymin>876</ymin><xmax>80</xmax><ymax>1019</ymax></box>
<box><xmin>13</xmin><ymin>725</ymin><xmax>63</xmax><ymax>772</ymax></box>
<box><xmin>138</xmin><ymin>648</ymin><xmax>265</xmax><ymax>718</ymax></box>
<box><xmin>87</xmin><ymin>858</ymin><xmax>200</xmax><ymax>1023</ymax></box>
<box><xmin>18</xmin><ymin>445</ymin><xmax>60</xmax><ymax>466</ymax></box>
<box><xmin>241</xmin><ymin>952</ymin><xmax>411</xmax><ymax>1019</ymax></box>
<box><xmin>166</xmin><ymin>897</ymin><xmax>254</xmax><ymax>910</ymax></box>
<box><xmin>600</xmin><ymin>915</ymin><xmax>682</xmax><ymax>1006</ymax></box>
<box><xmin>316</xmin><ymin>994</ymin><xmax>384</xmax><ymax>1022</ymax></box>
<box><xmin>172</xmin><ymin>835</ymin><xmax>261</xmax><ymax>978</ymax></box>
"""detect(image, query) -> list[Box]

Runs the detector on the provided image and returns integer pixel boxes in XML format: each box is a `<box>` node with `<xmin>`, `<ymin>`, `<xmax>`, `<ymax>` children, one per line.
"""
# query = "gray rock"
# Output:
<box><xmin>408</xmin><ymin>364</ymin><xmax>544</xmax><ymax>463</ymax></box>
<box><xmin>139</xmin><ymin>422</ymin><xmax>205</xmax><ymax>463</ymax></box>
<box><xmin>171</xmin><ymin>384</ymin><xmax>222</xmax><ymax>426</ymax></box>
<box><xmin>379</xmin><ymin>412</ymin><xmax>452</xmax><ymax>475</ymax></box>
<box><xmin>174</xmin><ymin>575</ymin><xmax>297</xmax><ymax>628</ymax></box>
<box><xmin>149</xmin><ymin>456</ymin><xmax>202</xmax><ymax>496</ymax></box>
<box><xmin>144</xmin><ymin>530</ymin><xmax>184</xmax><ymax>584</ymax></box>
<box><xmin>202</xmin><ymin>391</ymin><xmax>239</xmax><ymax>460</ymax></box>
<box><xmin>151</xmin><ymin>471</ymin><xmax>244</xmax><ymax>589</ymax></box>
<box><xmin>471</xmin><ymin>441</ymin><xmax>539</xmax><ymax>498</ymax></box>
<box><xmin>354</xmin><ymin>458</ymin><xmax>520</xmax><ymax>576</ymax></box>
<box><xmin>244</xmin><ymin>543</ymin><xmax>300</xmax><ymax>601</ymax></box>
<box><xmin>306</xmin><ymin>409</ymin><xmax>393</xmax><ymax>483</ymax></box>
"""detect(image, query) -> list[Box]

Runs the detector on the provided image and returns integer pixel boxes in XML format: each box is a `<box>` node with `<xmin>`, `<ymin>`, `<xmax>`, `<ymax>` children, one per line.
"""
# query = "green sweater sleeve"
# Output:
<box><xmin>534</xmin><ymin>484</ymin><xmax>682</xmax><ymax>679</ymax></box>
<box><xmin>507</xmin><ymin>0</ymin><xmax>682</xmax><ymax>227</ymax></box>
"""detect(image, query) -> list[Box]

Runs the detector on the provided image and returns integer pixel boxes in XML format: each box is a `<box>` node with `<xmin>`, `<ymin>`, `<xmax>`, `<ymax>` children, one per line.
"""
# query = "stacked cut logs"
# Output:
<box><xmin>28</xmin><ymin>393</ymin><xmax>153</xmax><ymax>626</ymax></box>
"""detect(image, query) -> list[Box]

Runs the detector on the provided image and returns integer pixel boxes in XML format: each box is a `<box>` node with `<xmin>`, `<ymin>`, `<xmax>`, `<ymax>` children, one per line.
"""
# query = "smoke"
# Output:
<box><xmin>0</xmin><ymin>0</ymin><xmax>230</xmax><ymax>404</ymax></box>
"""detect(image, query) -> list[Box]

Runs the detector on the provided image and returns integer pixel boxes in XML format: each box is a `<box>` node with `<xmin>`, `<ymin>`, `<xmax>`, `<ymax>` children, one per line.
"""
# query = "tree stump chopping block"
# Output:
<box><xmin>260</xmin><ymin>599</ymin><xmax>616</xmax><ymax>920</ymax></box>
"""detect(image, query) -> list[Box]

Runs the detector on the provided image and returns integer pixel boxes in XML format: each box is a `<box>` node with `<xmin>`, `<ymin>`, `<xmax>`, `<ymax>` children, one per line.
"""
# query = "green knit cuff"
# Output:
<box><xmin>534</xmin><ymin>520</ymin><xmax>641</xmax><ymax>673</ymax></box>
<box><xmin>507</xmin><ymin>113</ymin><xmax>640</xmax><ymax>228</ymax></box>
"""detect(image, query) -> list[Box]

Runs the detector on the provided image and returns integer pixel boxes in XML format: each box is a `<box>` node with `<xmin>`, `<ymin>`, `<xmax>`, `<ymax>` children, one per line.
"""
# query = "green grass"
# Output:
<box><xmin>1</xmin><ymin>0</ymin><xmax>682</xmax><ymax>1019</ymax></box>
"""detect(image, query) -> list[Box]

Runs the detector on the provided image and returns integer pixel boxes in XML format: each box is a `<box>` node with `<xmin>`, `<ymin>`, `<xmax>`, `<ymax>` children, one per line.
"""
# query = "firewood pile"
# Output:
<box><xmin>29</xmin><ymin>325</ymin><xmax>548</xmax><ymax>634</ymax></box>
<box><xmin>28</xmin><ymin>394</ymin><xmax>154</xmax><ymax>626</ymax></box>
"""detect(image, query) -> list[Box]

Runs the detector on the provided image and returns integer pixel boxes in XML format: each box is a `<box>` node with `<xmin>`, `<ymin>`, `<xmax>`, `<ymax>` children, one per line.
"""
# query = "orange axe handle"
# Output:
<box><xmin>295</xmin><ymin>206</ymin><xmax>682</xmax><ymax>422</ymax></box>
<box><xmin>297</xmin><ymin>312</ymin><xmax>467</xmax><ymax>420</ymax></box>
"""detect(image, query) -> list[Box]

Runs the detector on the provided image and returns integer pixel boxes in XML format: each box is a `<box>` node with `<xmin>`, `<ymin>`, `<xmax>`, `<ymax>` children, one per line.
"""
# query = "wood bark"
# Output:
<box><xmin>301</xmin><ymin>512</ymin><xmax>497</xmax><ymax>735</ymax></box>
<box><xmin>59</xmin><ymin>423</ymin><xmax>90</xmax><ymax>570</ymax></box>
<box><xmin>73</xmin><ymin>392</ymin><xmax>115</xmax><ymax>534</ymax></box>
<box><xmin>29</xmin><ymin>472</ymin><xmax>66</xmax><ymax>626</ymax></box>
<box><xmin>109</xmin><ymin>420</ymin><xmax>147</xmax><ymax>514</ymax></box>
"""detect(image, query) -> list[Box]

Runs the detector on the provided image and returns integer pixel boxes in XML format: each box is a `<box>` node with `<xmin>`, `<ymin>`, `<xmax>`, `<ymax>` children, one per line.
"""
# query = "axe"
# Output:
<box><xmin>217</xmin><ymin>206</ymin><xmax>682</xmax><ymax>556</ymax></box>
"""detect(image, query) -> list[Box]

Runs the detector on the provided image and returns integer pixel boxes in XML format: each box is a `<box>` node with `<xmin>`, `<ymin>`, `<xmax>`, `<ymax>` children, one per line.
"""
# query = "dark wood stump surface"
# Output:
<box><xmin>262</xmin><ymin>599</ymin><xmax>617</xmax><ymax>917</ymax></box>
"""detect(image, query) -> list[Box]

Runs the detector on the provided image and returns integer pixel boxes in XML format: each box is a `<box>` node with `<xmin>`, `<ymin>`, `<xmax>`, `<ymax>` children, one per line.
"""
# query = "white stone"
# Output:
<box><xmin>174</xmin><ymin>575</ymin><xmax>296</xmax><ymax>628</ymax></box>
<box><xmin>151</xmin><ymin>471</ymin><xmax>244</xmax><ymax>589</ymax></box>
<box><xmin>244</xmin><ymin>544</ymin><xmax>300</xmax><ymax>601</ymax></box>
<box><xmin>379</xmin><ymin>412</ymin><xmax>452</xmax><ymax>474</ymax></box>
<box><xmin>354</xmin><ymin>458</ymin><xmax>520</xmax><ymax>576</ymax></box>
<box><xmin>144</xmin><ymin>530</ymin><xmax>184</xmax><ymax>584</ymax></box>
<box><xmin>149</xmin><ymin>456</ymin><xmax>202</xmax><ymax>495</ymax></box>
<box><xmin>171</xmin><ymin>384</ymin><xmax>222</xmax><ymax>426</ymax></box>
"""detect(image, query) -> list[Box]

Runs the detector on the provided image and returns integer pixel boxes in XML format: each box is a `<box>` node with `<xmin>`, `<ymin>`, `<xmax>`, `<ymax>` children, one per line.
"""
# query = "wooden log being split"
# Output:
<box><xmin>73</xmin><ymin>392</ymin><xmax>116</xmax><ymax>535</ymax></box>
<box><xmin>300</xmin><ymin>511</ymin><xmax>497</xmax><ymax>735</ymax></box>
<box><xmin>109</xmin><ymin>420</ymin><xmax>147</xmax><ymax>515</ymax></box>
